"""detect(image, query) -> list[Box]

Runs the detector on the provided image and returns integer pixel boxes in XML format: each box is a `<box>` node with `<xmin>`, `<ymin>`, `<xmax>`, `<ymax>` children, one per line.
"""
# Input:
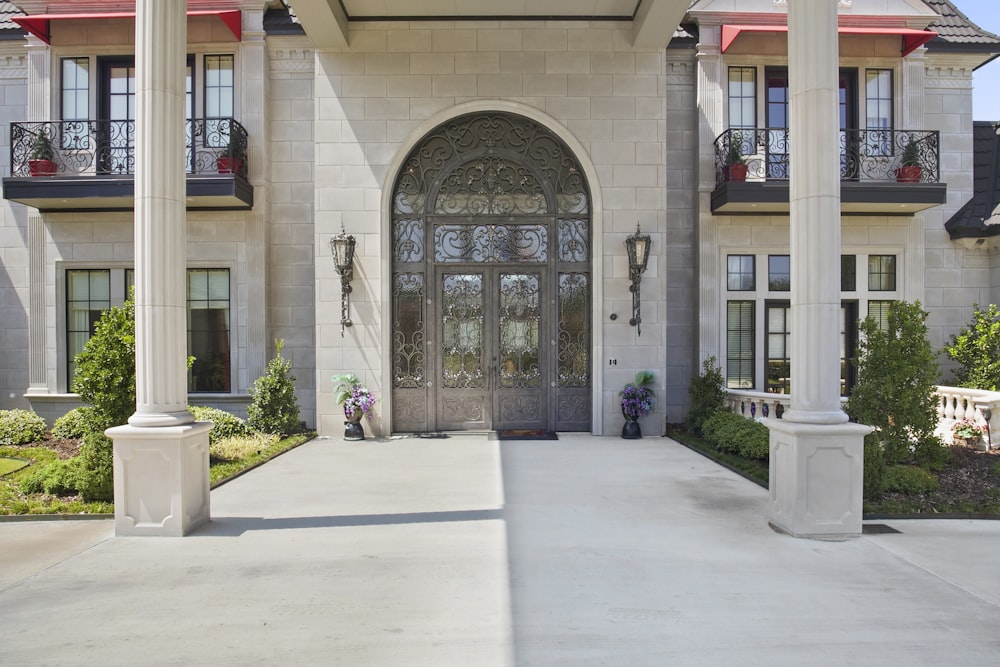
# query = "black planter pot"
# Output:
<box><xmin>621</xmin><ymin>419</ymin><xmax>642</xmax><ymax>439</ymax></box>
<box><xmin>344</xmin><ymin>414</ymin><xmax>365</xmax><ymax>441</ymax></box>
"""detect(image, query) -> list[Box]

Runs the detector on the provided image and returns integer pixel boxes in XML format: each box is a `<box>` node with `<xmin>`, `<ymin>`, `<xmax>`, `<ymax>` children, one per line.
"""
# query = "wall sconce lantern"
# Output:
<box><xmin>625</xmin><ymin>223</ymin><xmax>651</xmax><ymax>335</ymax></box>
<box><xmin>329</xmin><ymin>229</ymin><xmax>356</xmax><ymax>336</ymax></box>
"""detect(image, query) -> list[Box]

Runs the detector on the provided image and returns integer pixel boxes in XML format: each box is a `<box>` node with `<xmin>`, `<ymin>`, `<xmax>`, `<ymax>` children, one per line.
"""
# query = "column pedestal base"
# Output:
<box><xmin>767</xmin><ymin>419</ymin><xmax>871</xmax><ymax>540</ymax></box>
<box><xmin>106</xmin><ymin>422</ymin><xmax>212</xmax><ymax>537</ymax></box>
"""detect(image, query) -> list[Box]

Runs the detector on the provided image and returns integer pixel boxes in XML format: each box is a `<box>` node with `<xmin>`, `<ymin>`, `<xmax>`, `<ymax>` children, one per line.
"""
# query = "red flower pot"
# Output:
<box><xmin>28</xmin><ymin>159</ymin><xmax>57</xmax><ymax>176</ymax></box>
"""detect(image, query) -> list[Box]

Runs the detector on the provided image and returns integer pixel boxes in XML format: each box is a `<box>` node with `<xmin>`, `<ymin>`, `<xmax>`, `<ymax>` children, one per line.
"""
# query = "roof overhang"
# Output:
<box><xmin>722</xmin><ymin>24</ymin><xmax>937</xmax><ymax>57</ymax></box>
<box><xmin>12</xmin><ymin>10</ymin><xmax>242</xmax><ymax>44</ymax></box>
<box><xmin>290</xmin><ymin>0</ymin><xmax>688</xmax><ymax>50</ymax></box>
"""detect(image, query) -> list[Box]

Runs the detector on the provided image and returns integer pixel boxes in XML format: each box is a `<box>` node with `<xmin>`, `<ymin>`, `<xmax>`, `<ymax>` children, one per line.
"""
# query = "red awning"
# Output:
<box><xmin>721</xmin><ymin>24</ymin><xmax>936</xmax><ymax>57</ymax></box>
<box><xmin>13</xmin><ymin>10</ymin><xmax>241</xmax><ymax>44</ymax></box>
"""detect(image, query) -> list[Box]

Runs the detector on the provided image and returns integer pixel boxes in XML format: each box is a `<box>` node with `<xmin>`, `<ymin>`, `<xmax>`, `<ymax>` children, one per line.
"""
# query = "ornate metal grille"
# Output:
<box><xmin>441</xmin><ymin>274</ymin><xmax>485</xmax><ymax>389</ymax></box>
<box><xmin>433</xmin><ymin>224</ymin><xmax>548</xmax><ymax>263</ymax></box>
<box><xmin>391</xmin><ymin>111</ymin><xmax>591</xmax><ymax>430</ymax></box>
<box><xmin>498</xmin><ymin>274</ymin><xmax>541</xmax><ymax>389</ymax></box>
<box><xmin>392</xmin><ymin>273</ymin><xmax>425</xmax><ymax>388</ymax></box>
<box><xmin>558</xmin><ymin>273</ymin><xmax>591</xmax><ymax>388</ymax></box>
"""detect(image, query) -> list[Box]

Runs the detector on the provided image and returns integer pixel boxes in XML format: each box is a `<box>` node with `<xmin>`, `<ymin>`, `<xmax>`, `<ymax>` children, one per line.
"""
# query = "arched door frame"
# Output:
<box><xmin>379</xmin><ymin>100</ymin><xmax>605</xmax><ymax>435</ymax></box>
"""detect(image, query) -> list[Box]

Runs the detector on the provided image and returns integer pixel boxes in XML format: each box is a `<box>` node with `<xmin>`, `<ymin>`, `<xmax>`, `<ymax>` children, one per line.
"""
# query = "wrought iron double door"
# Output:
<box><xmin>435</xmin><ymin>266</ymin><xmax>549</xmax><ymax>431</ymax></box>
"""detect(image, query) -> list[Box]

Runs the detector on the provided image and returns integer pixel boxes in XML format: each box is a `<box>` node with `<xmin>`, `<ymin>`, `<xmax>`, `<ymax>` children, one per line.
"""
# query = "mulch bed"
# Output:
<box><xmin>875</xmin><ymin>445</ymin><xmax>1000</xmax><ymax>515</ymax></box>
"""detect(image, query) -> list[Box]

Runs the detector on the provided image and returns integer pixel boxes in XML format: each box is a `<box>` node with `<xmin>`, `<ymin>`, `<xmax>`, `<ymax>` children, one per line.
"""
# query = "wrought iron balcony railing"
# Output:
<box><xmin>714</xmin><ymin>127</ymin><xmax>940</xmax><ymax>186</ymax></box>
<box><xmin>9</xmin><ymin>118</ymin><xmax>249</xmax><ymax>179</ymax></box>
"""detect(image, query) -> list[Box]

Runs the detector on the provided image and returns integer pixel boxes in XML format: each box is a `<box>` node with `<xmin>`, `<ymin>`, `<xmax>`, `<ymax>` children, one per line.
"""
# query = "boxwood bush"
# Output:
<box><xmin>883</xmin><ymin>465</ymin><xmax>939</xmax><ymax>495</ymax></box>
<box><xmin>700</xmin><ymin>410</ymin><xmax>770</xmax><ymax>460</ymax></box>
<box><xmin>189</xmin><ymin>405</ymin><xmax>252</xmax><ymax>443</ymax></box>
<box><xmin>51</xmin><ymin>407</ymin><xmax>97</xmax><ymax>440</ymax></box>
<box><xmin>0</xmin><ymin>409</ymin><xmax>47</xmax><ymax>446</ymax></box>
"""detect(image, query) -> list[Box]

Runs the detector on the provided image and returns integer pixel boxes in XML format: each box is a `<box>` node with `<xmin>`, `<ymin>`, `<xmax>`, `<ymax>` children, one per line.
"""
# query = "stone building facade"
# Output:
<box><xmin>0</xmin><ymin>0</ymin><xmax>997</xmax><ymax>440</ymax></box>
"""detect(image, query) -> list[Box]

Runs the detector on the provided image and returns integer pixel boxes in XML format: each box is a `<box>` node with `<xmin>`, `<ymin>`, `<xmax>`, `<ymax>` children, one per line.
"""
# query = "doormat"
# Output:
<box><xmin>496</xmin><ymin>429</ymin><xmax>558</xmax><ymax>441</ymax></box>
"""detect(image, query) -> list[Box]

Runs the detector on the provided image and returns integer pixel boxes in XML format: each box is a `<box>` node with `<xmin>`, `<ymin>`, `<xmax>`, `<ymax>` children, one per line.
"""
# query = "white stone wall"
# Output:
<box><xmin>922</xmin><ymin>57</ymin><xmax>991</xmax><ymax>362</ymax></box>
<box><xmin>268</xmin><ymin>38</ymin><xmax>317</xmax><ymax>428</ymax></box>
<box><xmin>0</xmin><ymin>50</ymin><xmax>28</xmax><ymax>411</ymax></box>
<box><xmin>312</xmin><ymin>21</ymin><xmax>669</xmax><ymax>436</ymax></box>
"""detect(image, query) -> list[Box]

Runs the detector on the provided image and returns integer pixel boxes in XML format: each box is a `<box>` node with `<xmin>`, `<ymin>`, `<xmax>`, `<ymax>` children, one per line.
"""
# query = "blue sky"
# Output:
<box><xmin>960</xmin><ymin>0</ymin><xmax>1000</xmax><ymax>120</ymax></box>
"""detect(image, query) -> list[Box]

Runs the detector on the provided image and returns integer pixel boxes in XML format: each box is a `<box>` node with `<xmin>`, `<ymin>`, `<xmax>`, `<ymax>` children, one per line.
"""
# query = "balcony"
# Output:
<box><xmin>711</xmin><ymin>128</ymin><xmax>946</xmax><ymax>215</ymax></box>
<box><xmin>3</xmin><ymin>118</ymin><xmax>253</xmax><ymax>212</ymax></box>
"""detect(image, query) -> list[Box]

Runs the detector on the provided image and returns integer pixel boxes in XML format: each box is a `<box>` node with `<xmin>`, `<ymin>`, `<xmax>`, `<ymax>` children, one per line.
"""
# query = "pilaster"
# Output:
<box><xmin>26</xmin><ymin>214</ymin><xmax>47</xmax><ymax>394</ymax></box>
<box><xmin>241</xmin><ymin>8</ymin><xmax>269</xmax><ymax>385</ymax></box>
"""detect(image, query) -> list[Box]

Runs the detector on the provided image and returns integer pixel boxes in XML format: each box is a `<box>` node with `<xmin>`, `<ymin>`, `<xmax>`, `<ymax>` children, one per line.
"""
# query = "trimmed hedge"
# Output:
<box><xmin>0</xmin><ymin>409</ymin><xmax>47</xmax><ymax>446</ymax></box>
<box><xmin>883</xmin><ymin>465</ymin><xmax>939</xmax><ymax>495</ymax></box>
<box><xmin>700</xmin><ymin>410</ymin><xmax>770</xmax><ymax>460</ymax></box>
<box><xmin>51</xmin><ymin>407</ymin><xmax>97</xmax><ymax>440</ymax></box>
<box><xmin>189</xmin><ymin>405</ymin><xmax>252</xmax><ymax>443</ymax></box>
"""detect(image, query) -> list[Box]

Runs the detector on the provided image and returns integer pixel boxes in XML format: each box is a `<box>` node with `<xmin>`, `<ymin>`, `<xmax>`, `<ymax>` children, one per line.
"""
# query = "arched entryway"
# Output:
<box><xmin>389</xmin><ymin>111</ymin><xmax>593</xmax><ymax>433</ymax></box>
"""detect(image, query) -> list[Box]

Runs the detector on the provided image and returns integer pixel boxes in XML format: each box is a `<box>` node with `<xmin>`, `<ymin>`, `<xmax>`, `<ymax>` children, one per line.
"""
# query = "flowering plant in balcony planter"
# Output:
<box><xmin>952</xmin><ymin>419</ymin><xmax>987</xmax><ymax>440</ymax></box>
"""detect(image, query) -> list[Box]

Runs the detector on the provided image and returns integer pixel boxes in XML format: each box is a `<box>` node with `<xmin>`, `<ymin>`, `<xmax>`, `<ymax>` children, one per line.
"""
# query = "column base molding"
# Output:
<box><xmin>106</xmin><ymin>422</ymin><xmax>212</xmax><ymax>537</ymax></box>
<box><xmin>767</xmin><ymin>419</ymin><xmax>871</xmax><ymax>540</ymax></box>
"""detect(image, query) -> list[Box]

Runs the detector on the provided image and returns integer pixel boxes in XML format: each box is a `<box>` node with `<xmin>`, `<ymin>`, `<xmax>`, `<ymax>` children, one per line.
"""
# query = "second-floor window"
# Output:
<box><xmin>59</xmin><ymin>54</ymin><xmax>235</xmax><ymax>172</ymax></box>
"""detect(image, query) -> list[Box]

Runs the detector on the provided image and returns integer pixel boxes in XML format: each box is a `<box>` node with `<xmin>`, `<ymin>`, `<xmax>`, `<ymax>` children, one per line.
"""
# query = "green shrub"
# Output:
<box><xmin>0</xmin><ymin>409</ymin><xmax>47</xmax><ymax>446</ymax></box>
<box><xmin>883</xmin><ymin>465</ymin><xmax>939</xmax><ymax>495</ymax></box>
<box><xmin>685</xmin><ymin>356</ymin><xmax>727</xmax><ymax>434</ymax></box>
<box><xmin>71</xmin><ymin>294</ymin><xmax>136</xmax><ymax>430</ymax></box>
<box><xmin>701</xmin><ymin>410</ymin><xmax>770</xmax><ymax>460</ymax></box>
<box><xmin>944</xmin><ymin>303</ymin><xmax>1000</xmax><ymax>391</ymax></box>
<box><xmin>76</xmin><ymin>432</ymin><xmax>113</xmax><ymax>502</ymax></box>
<box><xmin>863</xmin><ymin>435</ymin><xmax>886</xmax><ymax>500</ymax></box>
<box><xmin>247</xmin><ymin>339</ymin><xmax>301</xmax><ymax>436</ymax></box>
<box><xmin>845</xmin><ymin>300</ymin><xmax>946</xmax><ymax>467</ymax></box>
<box><xmin>51</xmin><ymin>407</ymin><xmax>96</xmax><ymax>440</ymax></box>
<box><xmin>17</xmin><ymin>458</ymin><xmax>86</xmax><ymax>496</ymax></box>
<box><xmin>189</xmin><ymin>405</ymin><xmax>252</xmax><ymax>443</ymax></box>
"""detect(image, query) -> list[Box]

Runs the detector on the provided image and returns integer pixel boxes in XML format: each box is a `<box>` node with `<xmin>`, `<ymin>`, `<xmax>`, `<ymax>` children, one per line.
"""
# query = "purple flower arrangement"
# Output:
<box><xmin>332</xmin><ymin>373</ymin><xmax>378</xmax><ymax>419</ymax></box>
<box><xmin>620</xmin><ymin>371</ymin><xmax>655</xmax><ymax>420</ymax></box>
<box><xmin>343</xmin><ymin>384</ymin><xmax>377</xmax><ymax>418</ymax></box>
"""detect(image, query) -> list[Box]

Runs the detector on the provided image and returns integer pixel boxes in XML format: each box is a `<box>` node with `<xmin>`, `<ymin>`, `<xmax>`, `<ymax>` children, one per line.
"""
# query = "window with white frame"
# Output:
<box><xmin>726</xmin><ymin>301</ymin><xmax>754</xmax><ymax>389</ymax></box>
<box><xmin>66</xmin><ymin>269</ymin><xmax>110</xmax><ymax>387</ymax></box>
<box><xmin>722</xmin><ymin>252</ymin><xmax>898</xmax><ymax>396</ymax></box>
<box><xmin>64</xmin><ymin>268</ymin><xmax>232</xmax><ymax>394</ymax></box>
<box><xmin>187</xmin><ymin>269</ymin><xmax>231</xmax><ymax>393</ymax></box>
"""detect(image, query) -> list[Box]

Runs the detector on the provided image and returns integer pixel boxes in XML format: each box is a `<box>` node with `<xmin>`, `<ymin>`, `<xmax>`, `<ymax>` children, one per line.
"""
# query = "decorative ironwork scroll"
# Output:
<box><xmin>558</xmin><ymin>273</ymin><xmax>590</xmax><ymax>388</ymax></box>
<box><xmin>9</xmin><ymin>118</ymin><xmax>249</xmax><ymax>178</ymax></box>
<box><xmin>433</xmin><ymin>224</ymin><xmax>548</xmax><ymax>263</ymax></box>
<box><xmin>498</xmin><ymin>274</ymin><xmax>541</xmax><ymax>389</ymax></box>
<box><xmin>393</xmin><ymin>112</ymin><xmax>589</xmax><ymax>216</ymax></box>
<box><xmin>392</xmin><ymin>273</ymin><xmax>425</xmax><ymax>389</ymax></box>
<box><xmin>713</xmin><ymin>127</ymin><xmax>941</xmax><ymax>186</ymax></box>
<box><xmin>441</xmin><ymin>273</ymin><xmax>485</xmax><ymax>389</ymax></box>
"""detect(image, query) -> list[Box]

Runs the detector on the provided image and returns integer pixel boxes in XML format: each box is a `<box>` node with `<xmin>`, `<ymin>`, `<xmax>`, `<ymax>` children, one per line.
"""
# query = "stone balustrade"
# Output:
<box><xmin>724</xmin><ymin>386</ymin><xmax>999</xmax><ymax>451</ymax></box>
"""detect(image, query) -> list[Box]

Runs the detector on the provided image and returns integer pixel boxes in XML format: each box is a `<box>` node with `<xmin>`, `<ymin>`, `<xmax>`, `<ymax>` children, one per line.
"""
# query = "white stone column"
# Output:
<box><xmin>106</xmin><ymin>0</ymin><xmax>211</xmax><ymax>537</ymax></box>
<box><xmin>766</xmin><ymin>0</ymin><xmax>870</xmax><ymax>539</ymax></box>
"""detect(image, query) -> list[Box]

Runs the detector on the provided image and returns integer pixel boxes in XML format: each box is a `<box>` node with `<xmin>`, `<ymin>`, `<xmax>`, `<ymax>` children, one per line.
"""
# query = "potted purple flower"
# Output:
<box><xmin>332</xmin><ymin>373</ymin><xmax>377</xmax><ymax>441</ymax></box>
<box><xmin>620</xmin><ymin>370</ymin><xmax>655</xmax><ymax>439</ymax></box>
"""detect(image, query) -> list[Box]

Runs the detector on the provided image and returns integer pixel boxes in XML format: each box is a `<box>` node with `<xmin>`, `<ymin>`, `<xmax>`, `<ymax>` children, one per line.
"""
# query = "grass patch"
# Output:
<box><xmin>0</xmin><ymin>432</ymin><xmax>314</xmax><ymax>515</ymax></box>
<box><xmin>665</xmin><ymin>424</ymin><xmax>769</xmax><ymax>487</ymax></box>
<box><xmin>0</xmin><ymin>457</ymin><xmax>29</xmax><ymax>477</ymax></box>
<box><xmin>210</xmin><ymin>432</ymin><xmax>312</xmax><ymax>486</ymax></box>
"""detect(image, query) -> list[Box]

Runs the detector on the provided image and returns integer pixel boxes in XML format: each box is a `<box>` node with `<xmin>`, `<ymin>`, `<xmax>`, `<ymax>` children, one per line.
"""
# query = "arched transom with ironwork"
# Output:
<box><xmin>391</xmin><ymin>112</ymin><xmax>592</xmax><ymax>433</ymax></box>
